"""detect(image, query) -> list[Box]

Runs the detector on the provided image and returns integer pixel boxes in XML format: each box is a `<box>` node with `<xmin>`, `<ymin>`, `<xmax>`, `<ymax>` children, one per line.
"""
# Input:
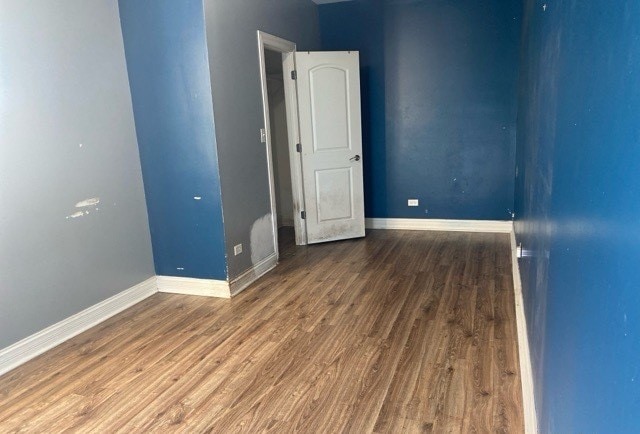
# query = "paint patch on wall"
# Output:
<box><xmin>250</xmin><ymin>213</ymin><xmax>275</xmax><ymax>266</ymax></box>
<box><xmin>66</xmin><ymin>197</ymin><xmax>101</xmax><ymax>220</ymax></box>
<box><xmin>75</xmin><ymin>197</ymin><xmax>100</xmax><ymax>208</ymax></box>
<box><xmin>66</xmin><ymin>211</ymin><xmax>85</xmax><ymax>219</ymax></box>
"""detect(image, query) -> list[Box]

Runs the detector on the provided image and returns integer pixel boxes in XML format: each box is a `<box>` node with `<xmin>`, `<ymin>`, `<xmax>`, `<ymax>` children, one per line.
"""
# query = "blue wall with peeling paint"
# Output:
<box><xmin>119</xmin><ymin>0</ymin><xmax>227</xmax><ymax>280</ymax></box>
<box><xmin>515</xmin><ymin>0</ymin><xmax>640</xmax><ymax>431</ymax></box>
<box><xmin>319</xmin><ymin>0</ymin><xmax>521</xmax><ymax>220</ymax></box>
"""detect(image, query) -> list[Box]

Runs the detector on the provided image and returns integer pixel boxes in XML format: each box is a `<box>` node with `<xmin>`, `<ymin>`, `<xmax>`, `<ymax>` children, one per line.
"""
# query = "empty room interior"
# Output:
<box><xmin>1</xmin><ymin>0</ymin><xmax>639</xmax><ymax>432</ymax></box>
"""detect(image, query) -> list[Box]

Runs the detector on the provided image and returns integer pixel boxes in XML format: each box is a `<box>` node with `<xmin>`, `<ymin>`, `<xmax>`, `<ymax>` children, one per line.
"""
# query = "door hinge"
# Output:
<box><xmin>301</xmin><ymin>210</ymin><xmax>306</xmax><ymax>220</ymax></box>
<box><xmin>291</xmin><ymin>70</ymin><xmax>297</xmax><ymax>80</ymax></box>
<box><xmin>296</xmin><ymin>143</ymin><xmax>302</xmax><ymax>153</ymax></box>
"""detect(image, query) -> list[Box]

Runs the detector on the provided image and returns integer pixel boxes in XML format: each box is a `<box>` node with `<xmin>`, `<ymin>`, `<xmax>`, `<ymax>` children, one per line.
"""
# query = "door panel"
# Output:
<box><xmin>310</xmin><ymin>67</ymin><xmax>351</xmax><ymax>152</ymax></box>
<box><xmin>315</xmin><ymin>167</ymin><xmax>354</xmax><ymax>222</ymax></box>
<box><xmin>295</xmin><ymin>51</ymin><xmax>365</xmax><ymax>244</ymax></box>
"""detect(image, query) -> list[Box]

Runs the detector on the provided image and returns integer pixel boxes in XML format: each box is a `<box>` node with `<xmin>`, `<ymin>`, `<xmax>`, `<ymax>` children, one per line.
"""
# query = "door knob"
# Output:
<box><xmin>350</xmin><ymin>154</ymin><xmax>361</xmax><ymax>162</ymax></box>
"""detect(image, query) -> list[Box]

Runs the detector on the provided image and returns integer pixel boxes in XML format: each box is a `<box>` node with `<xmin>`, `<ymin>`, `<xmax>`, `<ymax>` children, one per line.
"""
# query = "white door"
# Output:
<box><xmin>294</xmin><ymin>51</ymin><xmax>365</xmax><ymax>244</ymax></box>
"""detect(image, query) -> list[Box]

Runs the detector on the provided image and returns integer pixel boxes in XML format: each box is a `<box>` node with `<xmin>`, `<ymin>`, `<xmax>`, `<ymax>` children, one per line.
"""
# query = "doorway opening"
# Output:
<box><xmin>258</xmin><ymin>32</ymin><xmax>365</xmax><ymax>260</ymax></box>
<box><xmin>257</xmin><ymin>32</ymin><xmax>307</xmax><ymax>259</ymax></box>
<box><xmin>264</xmin><ymin>49</ymin><xmax>295</xmax><ymax>253</ymax></box>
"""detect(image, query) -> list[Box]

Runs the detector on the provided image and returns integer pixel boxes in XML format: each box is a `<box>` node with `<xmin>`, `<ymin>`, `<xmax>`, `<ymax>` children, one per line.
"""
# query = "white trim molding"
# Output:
<box><xmin>229</xmin><ymin>252</ymin><xmax>278</xmax><ymax>296</ymax></box>
<box><xmin>157</xmin><ymin>275</ymin><xmax>230</xmax><ymax>299</ymax></box>
<box><xmin>0</xmin><ymin>276</ymin><xmax>157</xmax><ymax>377</ymax></box>
<box><xmin>257</xmin><ymin>30</ymin><xmax>307</xmax><ymax>247</ymax></box>
<box><xmin>510</xmin><ymin>230</ymin><xmax>539</xmax><ymax>434</ymax></box>
<box><xmin>365</xmin><ymin>218</ymin><xmax>513</xmax><ymax>233</ymax></box>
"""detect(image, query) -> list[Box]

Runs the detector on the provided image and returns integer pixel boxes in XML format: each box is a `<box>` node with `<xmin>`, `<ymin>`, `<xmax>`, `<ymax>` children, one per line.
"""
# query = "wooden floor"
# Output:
<box><xmin>0</xmin><ymin>229</ymin><xmax>523</xmax><ymax>433</ymax></box>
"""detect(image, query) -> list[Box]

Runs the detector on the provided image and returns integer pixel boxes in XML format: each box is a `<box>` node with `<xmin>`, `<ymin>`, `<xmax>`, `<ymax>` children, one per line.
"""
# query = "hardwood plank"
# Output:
<box><xmin>0</xmin><ymin>228</ymin><xmax>524</xmax><ymax>433</ymax></box>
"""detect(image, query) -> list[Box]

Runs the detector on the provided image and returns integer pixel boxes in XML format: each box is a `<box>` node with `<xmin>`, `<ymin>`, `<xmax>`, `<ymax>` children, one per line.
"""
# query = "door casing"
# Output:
<box><xmin>257</xmin><ymin>31</ymin><xmax>308</xmax><ymax>249</ymax></box>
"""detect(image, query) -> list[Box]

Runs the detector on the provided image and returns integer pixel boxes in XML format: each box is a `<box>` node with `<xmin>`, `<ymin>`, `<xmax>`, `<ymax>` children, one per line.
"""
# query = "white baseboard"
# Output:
<box><xmin>0</xmin><ymin>276</ymin><xmax>157</xmax><ymax>377</ymax></box>
<box><xmin>365</xmin><ymin>218</ymin><xmax>513</xmax><ymax>233</ymax></box>
<box><xmin>229</xmin><ymin>252</ymin><xmax>278</xmax><ymax>296</ymax></box>
<box><xmin>157</xmin><ymin>275</ymin><xmax>230</xmax><ymax>299</ymax></box>
<box><xmin>510</xmin><ymin>230</ymin><xmax>538</xmax><ymax>434</ymax></box>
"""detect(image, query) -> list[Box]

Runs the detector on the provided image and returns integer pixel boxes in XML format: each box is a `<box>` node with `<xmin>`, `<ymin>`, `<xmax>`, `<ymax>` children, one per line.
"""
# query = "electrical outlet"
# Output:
<box><xmin>234</xmin><ymin>244</ymin><xmax>243</xmax><ymax>256</ymax></box>
<box><xmin>408</xmin><ymin>199</ymin><xmax>419</xmax><ymax>207</ymax></box>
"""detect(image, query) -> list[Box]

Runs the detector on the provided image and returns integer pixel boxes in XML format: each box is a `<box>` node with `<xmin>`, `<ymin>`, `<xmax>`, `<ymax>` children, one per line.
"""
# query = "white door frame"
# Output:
<box><xmin>257</xmin><ymin>31</ymin><xmax>307</xmax><ymax>248</ymax></box>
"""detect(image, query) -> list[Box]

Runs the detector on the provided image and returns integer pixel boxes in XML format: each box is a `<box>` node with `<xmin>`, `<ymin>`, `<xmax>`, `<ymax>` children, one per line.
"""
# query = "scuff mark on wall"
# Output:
<box><xmin>75</xmin><ymin>197</ymin><xmax>100</xmax><ymax>208</ymax></box>
<box><xmin>66</xmin><ymin>197</ymin><xmax>100</xmax><ymax>220</ymax></box>
<box><xmin>250</xmin><ymin>213</ymin><xmax>275</xmax><ymax>266</ymax></box>
<box><xmin>66</xmin><ymin>211</ymin><xmax>85</xmax><ymax>219</ymax></box>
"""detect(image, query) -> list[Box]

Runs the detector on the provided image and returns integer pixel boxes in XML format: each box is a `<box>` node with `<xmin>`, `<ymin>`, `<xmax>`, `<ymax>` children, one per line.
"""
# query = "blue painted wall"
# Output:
<box><xmin>319</xmin><ymin>0</ymin><xmax>520</xmax><ymax>220</ymax></box>
<box><xmin>515</xmin><ymin>0</ymin><xmax>640</xmax><ymax>431</ymax></box>
<box><xmin>119</xmin><ymin>0</ymin><xmax>227</xmax><ymax>280</ymax></box>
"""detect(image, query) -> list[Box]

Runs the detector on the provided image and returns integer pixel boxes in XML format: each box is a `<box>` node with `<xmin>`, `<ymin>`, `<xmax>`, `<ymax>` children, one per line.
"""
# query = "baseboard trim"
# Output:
<box><xmin>229</xmin><ymin>252</ymin><xmax>278</xmax><ymax>297</ymax></box>
<box><xmin>157</xmin><ymin>275</ymin><xmax>230</xmax><ymax>299</ymax></box>
<box><xmin>365</xmin><ymin>218</ymin><xmax>513</xmax><ymax>233</ymax></box>
<box><xmin>510</xmin><ymin>229</ymin><xmax>538</xmax><ymax>434</ymax></box>
<box><xmin>0</xmin><ymin>276</ymin><xmax>157</xmax><ymax>377</ymax></box>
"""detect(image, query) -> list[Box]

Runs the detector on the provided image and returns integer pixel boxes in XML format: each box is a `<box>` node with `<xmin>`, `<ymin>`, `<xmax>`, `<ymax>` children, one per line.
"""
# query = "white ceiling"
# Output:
<box><xmin>312</xmin><ymin>0</ymin><xmax>354</xmax><ymax>4</ymax></box>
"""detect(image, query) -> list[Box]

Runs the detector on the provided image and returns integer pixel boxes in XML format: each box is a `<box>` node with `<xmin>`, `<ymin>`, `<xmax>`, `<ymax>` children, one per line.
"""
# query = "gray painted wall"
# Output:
<box><xmin>0</xmin><ymin>0</ymin><xmax>155</xmax><ymax>348</ymax></box>
<box><xmin>203</xmin><ymin>0</ymin><xmax>320</xmax><ymax>279</ymax></box>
